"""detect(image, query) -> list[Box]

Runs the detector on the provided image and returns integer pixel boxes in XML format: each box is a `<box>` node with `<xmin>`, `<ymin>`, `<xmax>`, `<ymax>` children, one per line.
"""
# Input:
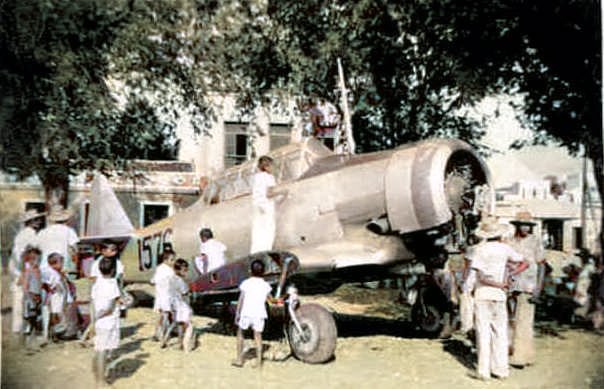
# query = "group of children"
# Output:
<box><xmin>151</xmin><ymin>246</ymin><xmax>274</xmax><ymax>368</ymax></box>
<box><xmin>16</xmin><ymin>245</ymin><xmax>77</xmax><ymax>348</ymax></box>
<box><xmin>15</xmin><ymin>235</ymin><xmax>275</xmax><ymax>385</ymax></box>
<box><xmin>151</xmin><ymin>250</ymin><xmax>193</xmax><ymax>352</ymax></box>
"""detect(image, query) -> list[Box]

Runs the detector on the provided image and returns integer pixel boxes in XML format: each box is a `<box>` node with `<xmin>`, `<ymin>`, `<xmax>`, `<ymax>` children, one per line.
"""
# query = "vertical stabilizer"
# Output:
<box><xmin>87</xmin><ymin>174</ymin><xmax>134</xmax><ymax>236</ymax></box>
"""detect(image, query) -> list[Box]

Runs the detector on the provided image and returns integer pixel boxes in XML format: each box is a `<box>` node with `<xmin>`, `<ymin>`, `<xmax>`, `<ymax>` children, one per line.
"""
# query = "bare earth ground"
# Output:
<box><xmin>2</xmin><ymin>275</ymin><xmax>603</xmax><ymax>389</ymax></box>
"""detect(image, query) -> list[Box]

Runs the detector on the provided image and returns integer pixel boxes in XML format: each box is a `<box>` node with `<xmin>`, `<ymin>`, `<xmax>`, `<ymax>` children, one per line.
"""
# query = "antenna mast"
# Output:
<box><xmin>337</xmin><ymin>58</ymin><xmax>355</xmax><ymax>154</ymax></box>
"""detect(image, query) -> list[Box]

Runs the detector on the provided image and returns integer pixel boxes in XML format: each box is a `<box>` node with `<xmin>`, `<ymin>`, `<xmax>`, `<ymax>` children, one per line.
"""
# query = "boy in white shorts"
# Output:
<box><xmin>81</xmin><ymin>241</ymin><xmax>124</xmax><ymax>347</ymax></box>
<box><xmin>232</xmin><ymin>259</ymin><xmax>272</xmax><ymax>368</ymax></box>
<box><xmin>44</xmin><ymin>253</ymin><xmax>67</xmax><ymax>342</ymax></box>
<box><xmin>91</xmin><ymin>257</ymin><xmax>122</xmax><ymax>384</ymax></box>
<box><xmin>173</xmin><ymin>259</ymin><xmax>193</xmax><ymax>352</ymax></box>
<box><xmin>151</xmin><ymin>251</ymin><xmax>176</xmax><ymax>342</ymax></box>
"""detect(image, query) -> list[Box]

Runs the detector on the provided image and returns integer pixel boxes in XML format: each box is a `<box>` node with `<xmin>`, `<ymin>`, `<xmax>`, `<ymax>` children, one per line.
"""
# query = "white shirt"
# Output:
<box><xmin>37</xmin><ymin>223</ymin><xmax>79</xmax><ymax>269</ymax></box>
<box><xmin>151</xmin><ymin>263</ymin><xmax>174</xmax><ymax>285</ymax></box>
<box><xmin>173</xmin><ymin>276</ymin><xmax>189</xmax><ymax>304</ymax></box>
<box><xmin>45</xmin><ymin>267</ymin><xmax>65</xmax><ymax>294</ymax></box>
<box><xmin>91</xmin><ymin>277</ymin><xmax>121</xmax><ymax>329</ymax></box>
<box><xmin>467</xmin><ymin>241</ymin><xmax>523</xmax><ymax>301</ymax></box>
<box><xmin>11</xmin><ymin>226</ymin><xmax>38</xmax><ymax>277</ymax></box>
<box><xmin>239</xmin><ymin>277</ymin><xmax>272</xmax><ymax>319</ymax></box>
<box><xmin>151</xmin><ymin>263</ymin><xmax>176</xmax><ymax>301</ymax></box>
<box><xmin>196</xmin><ymin>239</ymin><xmax>227</xmax><ymax>273</ymax></box>
<box><xmin>508</xmin><ymin>234</ymin><xmax>544</xmax><ymax>293</ymax></box>
<box><xmin>90</xmin><ymin>257</ymin><xmax>124</xmax><ymax>280</ymax></box>
<box><xmin>251</xmin><ymin>171</ymin><xmax>275</xmax><ymax>212</ymax></box>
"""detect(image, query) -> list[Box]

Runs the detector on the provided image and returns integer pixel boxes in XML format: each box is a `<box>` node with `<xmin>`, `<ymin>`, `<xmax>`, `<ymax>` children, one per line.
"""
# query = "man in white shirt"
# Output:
<box><xmin>37</xmin><ymin>206</ymin><xmax>79</xmax><ymax>276</ymax></box>
<box><xmin>195</xmin><ymin>228</ymin><xmax>227</xmax><ymax>274</ymax></box>
<box><xmin>507</xmin><ymin>211</ymin><xmax>545</xmax><ymax>367</ymax></box>
<box><xmin>10</xmin><ymin>209</ymin><xmax>44</xmax><ymax>333</ymax></box>
<box><xmin>466</xmin><ymin>216</ymin><xmax>527</xmax><ymax>380</ymax></box>
<box><xmin>250</xmin><ymin>156</ymin><xmax>276</xmax><ymax>254</ymax></box>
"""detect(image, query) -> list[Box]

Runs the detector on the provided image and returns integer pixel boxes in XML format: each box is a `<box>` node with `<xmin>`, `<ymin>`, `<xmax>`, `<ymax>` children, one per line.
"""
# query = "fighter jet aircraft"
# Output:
<box><xmin>82</xmin><ymin>136</ymin><xmax>492</xmax><ymax>363</ymax></box>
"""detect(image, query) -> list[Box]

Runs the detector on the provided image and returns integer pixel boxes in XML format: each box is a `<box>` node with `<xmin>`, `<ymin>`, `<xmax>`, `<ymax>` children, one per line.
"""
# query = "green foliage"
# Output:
<box><xmin>1</xmin><ymin>0</ymin><xmax>601</xmax><ymax>214</ymax></box>
<box><xmin>0</xmin><ymin>0</ymin><xmax>186</xmax><ymax>190</ymax></box>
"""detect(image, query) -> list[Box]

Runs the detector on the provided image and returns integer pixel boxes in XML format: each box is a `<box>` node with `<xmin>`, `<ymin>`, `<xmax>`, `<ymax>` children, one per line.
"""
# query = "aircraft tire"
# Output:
<box><xmin>411</xmin><ymin>303</ymin><xmax>443</xmax><ymax>336</ymax></box>
<box><xmin>123</xmin><ymin>291</ymin><xmax>138</xmax><ymax>308</ymax></box>
<box><xmin>288</xmin><ymin>303</ymin><xmax>337</xmax><ymax>364</ymax></box>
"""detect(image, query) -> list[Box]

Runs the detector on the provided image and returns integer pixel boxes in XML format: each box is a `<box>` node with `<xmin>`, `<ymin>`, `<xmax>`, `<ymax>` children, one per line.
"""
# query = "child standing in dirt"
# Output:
<box><xmin>91</xmin><ymin>257</ymin><xmax>122</xmax><ymax>384</ymax></box>
<box><xmin>44</xmin><ymin>253</ymin><xmax>67</xmax><ymax>342</ymax></box>
<box><xmin>173</xmin><ymin>259</ymin><xmax>193</xmax><ymax>352</ymax></box>
<box><xmin>232</xmin><ymin>259</ymin><xmax>273</xmax><ymax>368</ymax></box>
<box><xmin>151</xmin><ymin>251</ymin><xmax>176</xmax><ymax>342</ymax></box>
<box><xmin>20</xmin><ymin>246</ymin><xmax>42</xmax><ymax>347</ymax></box>
<box><xmin>81</xmin><ymin>241</ymin><xmax>124</xmax><ymax>347</ymax></box>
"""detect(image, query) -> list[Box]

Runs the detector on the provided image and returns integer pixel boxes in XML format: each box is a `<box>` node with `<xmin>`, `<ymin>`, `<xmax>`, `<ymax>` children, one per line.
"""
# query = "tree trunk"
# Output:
<box><xmin>589</xmin><ymin>148</ymin><xmax>604</xmax><ymax>262</ymax></box>
<box><xmin>41</xmin><ymin>171</ymin><xmax>70</xmax><ymax>212</ymax></box>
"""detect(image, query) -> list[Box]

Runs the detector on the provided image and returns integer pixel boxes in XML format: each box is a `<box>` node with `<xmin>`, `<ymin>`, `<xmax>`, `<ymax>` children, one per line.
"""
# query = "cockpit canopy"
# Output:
<box><xmin>202</xmin><ymin>137</ymin><xmax>333</xmax><ymax>204</ymax></box>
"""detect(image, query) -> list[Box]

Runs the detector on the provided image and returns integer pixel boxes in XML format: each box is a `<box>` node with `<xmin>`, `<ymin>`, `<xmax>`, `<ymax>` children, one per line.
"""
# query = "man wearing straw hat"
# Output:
<box><xmin>466</xmin><ymin>216</ymin><xmax>526</xmax><ymax>380</ymax></box>
<box><xmin>10</xmin><ymin>209</ymin><xmax>45</xmax><ymax>334</ymax></box>
<box><xmin>507</xmin><ymin>211</ymin><xmax>545</xmax><ymax>368</ymax></box>
<box><xmin>37</xmin><ymin>205</ymin><xmax>79</xmax><ymax>344</ymax></box>
<box><xmin>37</xmin><ymin>206</ymin><xmax>79</xmax><ymax>275</ymax></box>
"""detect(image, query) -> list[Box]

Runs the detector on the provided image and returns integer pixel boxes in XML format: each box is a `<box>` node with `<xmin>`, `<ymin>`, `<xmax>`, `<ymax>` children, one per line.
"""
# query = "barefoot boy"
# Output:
<box><xmin>44</xmin><ymin>253</ymin><xmax>67</xmax><ymax>342</ymax></box>
<box><xmin>91</xmin><ymin>257</ymin><xmax>121</xmax><ymax>384</ymax></box>
<box><xmin>232</xmin><ymin>259</ymin><xmax>272</xmax><ymax>368</ymax></box>
<box><xmin>173</xmin><ymin>259</ymin><xmax>193</xmax><ymax>352</ymax></box>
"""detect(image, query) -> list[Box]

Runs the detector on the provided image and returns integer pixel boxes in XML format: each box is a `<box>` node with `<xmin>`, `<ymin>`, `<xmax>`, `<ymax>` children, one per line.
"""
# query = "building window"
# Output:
<box><xmin>225</xmin><ymin>122</ymin><xmax>249</xmax><ymax>168</ymax></box>
<box><xmin>573</xmin><ymin>227</ymin><xmax>583</xmax><ymax>249</ymax></box>
<box><xmin>270</xmin><ymin>124</ymin><xmax>291</xmax><ymax>151</ymax></box>
<box><xmin>140</xmin><ymin>202</ymin><xmax>171</xmax><ymax>228</ymax></box>
<box><xmin>24</xmin><ymin>201</ymin><xmax>46</xmax><ymax>230</ymax></box>
<box><xmin>542</xmin><ymin>219</ymin><xmax>563</xmax><ymax>251</ymax></box>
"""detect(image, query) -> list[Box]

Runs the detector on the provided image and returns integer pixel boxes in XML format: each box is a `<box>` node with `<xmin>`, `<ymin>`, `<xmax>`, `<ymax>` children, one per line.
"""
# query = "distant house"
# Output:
<box><xmin>488</xmin><ymin>149</ymin><xmax>601</xmax><ymax>255</ymax></box>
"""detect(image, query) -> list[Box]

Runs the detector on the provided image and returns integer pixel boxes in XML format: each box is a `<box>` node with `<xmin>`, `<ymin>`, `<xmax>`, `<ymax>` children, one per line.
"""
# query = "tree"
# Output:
<box><xmin>0</xmin><ymin>0</ymin><xmax>189</xmax><ymax>208</ymax></box>
<box><xmin>414</xmin><ymin>0</ymin><xmax>602</xmax><ymax>250</ymax></box>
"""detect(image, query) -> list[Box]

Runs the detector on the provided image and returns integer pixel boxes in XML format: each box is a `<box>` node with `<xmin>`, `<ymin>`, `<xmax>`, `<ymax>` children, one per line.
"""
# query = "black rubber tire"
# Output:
<box><xmin>288</xmin><ymin>303</ymin><xmax>337</xmax><ymax>364</ymax></box>
<box><xmin>411</xmin><ymin>303</ymin><xmax>443</xmax><ymax>336</ymax></box>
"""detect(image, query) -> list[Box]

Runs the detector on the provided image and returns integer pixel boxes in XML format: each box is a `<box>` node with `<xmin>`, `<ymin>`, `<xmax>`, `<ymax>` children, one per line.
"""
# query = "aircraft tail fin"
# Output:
<box><xmin>86</xmin><ymin>174</ymin><xmax>134</xmax><ymax>236</ymax></box>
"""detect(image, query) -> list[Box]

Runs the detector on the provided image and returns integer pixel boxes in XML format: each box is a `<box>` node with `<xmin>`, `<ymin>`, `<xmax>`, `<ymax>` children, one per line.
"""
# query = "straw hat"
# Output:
<box><xmin>19</xmin><ymin>209</ymin><xmax>45</xmax><ymax>223</ymax></box>
<box><xmin>475</xmin><ymin>216</ymin><xmax>509</xmax><ymax>239</ymax></box>
<box><xmin>47</xmin><ymin>205</ymin><xmax>72</xmax><ymax>222</ymax></box>
<box><xmin>510</xmin><ymin>211</ymin><xmax>536</xmax><ymax>226</ymax></box>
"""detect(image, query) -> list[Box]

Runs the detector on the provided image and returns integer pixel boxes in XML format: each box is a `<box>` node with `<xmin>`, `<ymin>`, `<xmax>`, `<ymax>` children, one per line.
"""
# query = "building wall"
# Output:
<box><xmin>0</xmin><ymin>172</ymin><xmax>199</xmax><ymax>267</ymax></box>
<box><xmin>175</xmin><ymin>94</ymin><xmax>296</xmax><ymax>175</ymax></box>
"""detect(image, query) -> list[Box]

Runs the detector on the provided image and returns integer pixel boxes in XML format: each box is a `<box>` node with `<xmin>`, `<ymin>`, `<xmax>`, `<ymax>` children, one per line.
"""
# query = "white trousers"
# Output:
<box><xmin>11</xmin><ymin>281</ymin><xmax>23</xmax><ymax>333</ymax></box>
<box><xmin>509</xmin><ymin>293</ymin><xmax>535</xmax><ymax>366</ymax></box>
<box><xmin>474</xmin><ymin>299</ymin><xmax>509</xmax><ymax>379</ymax></box>
<box><xmin>250</xmin><ymin>206</ymin><xmax>275</xmax><ymax>253</ymax></box>
<box><xmin>459</xmin><ymin>290</ymin><xmax>474</xmax><ymax>333</ymax></box>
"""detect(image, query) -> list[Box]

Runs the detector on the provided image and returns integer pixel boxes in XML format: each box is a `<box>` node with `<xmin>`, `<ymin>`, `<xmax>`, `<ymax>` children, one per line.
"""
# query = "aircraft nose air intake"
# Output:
<box><xmin>384</xmin><ymin>139</ymin><xmax>491</xmax><ymax>235</ymax></box>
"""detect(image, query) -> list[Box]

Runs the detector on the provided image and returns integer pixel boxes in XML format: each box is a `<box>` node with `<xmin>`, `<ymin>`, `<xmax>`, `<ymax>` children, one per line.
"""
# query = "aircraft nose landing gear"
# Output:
<box><xmin>285</xmin><ymin>287</ymin><xmax>337</xmax><ymax>364</ymax></box>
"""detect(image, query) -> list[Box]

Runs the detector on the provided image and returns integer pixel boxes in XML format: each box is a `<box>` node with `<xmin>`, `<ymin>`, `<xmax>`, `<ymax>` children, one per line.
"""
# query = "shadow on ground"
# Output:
<box><xmin>107</xmin><ymin>340</ymin><xmax>148</xmax><ymax>384</ymax></box>
<box><xmin>334</xmin><ymin>313</ymin><xmax>421</xmax><ymax>338</ymax></box>
<box><xmin>442</xmin><ymin>338</ymin><xmax>475</xmax><ymax>370</ymax></box>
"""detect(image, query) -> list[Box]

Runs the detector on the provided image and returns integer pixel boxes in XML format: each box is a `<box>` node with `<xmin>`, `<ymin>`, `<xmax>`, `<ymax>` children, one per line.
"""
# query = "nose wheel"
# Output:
<box><xmin>287</xmin><ymin>303</ymin><xmax>337</xmax><ymax>364</ymax></box>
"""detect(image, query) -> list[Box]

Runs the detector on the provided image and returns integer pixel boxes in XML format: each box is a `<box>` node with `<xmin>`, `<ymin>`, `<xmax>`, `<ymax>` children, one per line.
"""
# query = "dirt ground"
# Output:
<box><xmin>2</xmin><ymin>277</ymin><xmax>603</xmax><ymax>389</ymax></box>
